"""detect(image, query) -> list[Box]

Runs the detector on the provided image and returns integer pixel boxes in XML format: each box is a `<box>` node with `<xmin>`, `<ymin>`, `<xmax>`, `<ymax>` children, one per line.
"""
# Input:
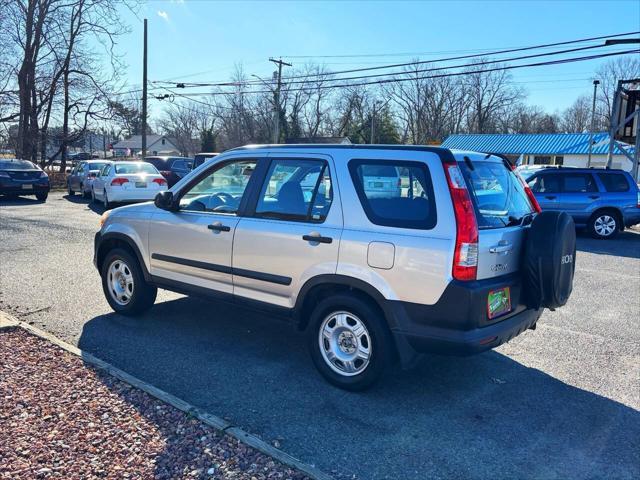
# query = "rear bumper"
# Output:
<box><xmin>108</xmin><ymin>188</ymin><xmax>162</xmax><ymax>203</ymax></box>
<box><xmin>386</xmin><ymin>274</ymin><xmax>544</xmax><ymax>361</ymax></box>
<box><xmin>0</xmin><ymin>182</ymin><xmax>50</xmax><ymax>195</ymax></box>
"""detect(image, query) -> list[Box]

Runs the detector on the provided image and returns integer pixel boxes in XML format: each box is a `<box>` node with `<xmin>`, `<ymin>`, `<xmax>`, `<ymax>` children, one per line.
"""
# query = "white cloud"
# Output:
<box><xmin>157</xmin><ymin>10</ymin><xmax>169</xmax><ymax>21</ymax></box>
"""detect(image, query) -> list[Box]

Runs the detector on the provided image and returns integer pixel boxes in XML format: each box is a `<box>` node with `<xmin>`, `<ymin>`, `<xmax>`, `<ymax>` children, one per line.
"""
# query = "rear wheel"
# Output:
<box><xmin>35</xmin><ymin>192</ymin><xmax>48</xmax><ymax>202</ymax></box>
<box><xmin>103</xmin><ymin>190</ymin><xmax>111</xmax><ymax>209</ymax></box>
<box><xmin>308</xmin><ymin>294</ymin><xmax>393</xmax><ymax>391</ymax></box>
<box><xmin>589</xmin><ymin>210</ymin><xmax>620</xmax><ymax>239</ymax></box>
<box><xmin>90</xmin><ymin>187</ymin><xmax>96</xmax><ymax>203</ymax></box>
<box><xmin>67</xmin><ymin>183</ymin><xmax>75</xmax><ymax>196</ymax></box>
<box><xmin>101</xmin><ymin>248</ymin><xmax>156</xmax><ymax>315</ymax></box>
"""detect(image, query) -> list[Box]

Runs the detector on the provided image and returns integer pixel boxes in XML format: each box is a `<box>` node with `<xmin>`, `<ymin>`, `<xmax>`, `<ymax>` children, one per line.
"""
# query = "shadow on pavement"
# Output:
<box><xmin>576</xmin><ymin>229</ymin><xmax>640</xmax><ymax>259</ymax></box>
<box><xmin>0</xmin><ymin>194</ymin><xmax>46</xmax><ymax>205</ymax></box>
<box><xmin>79</xmin><ymin>296</ymin><xmax>640</xmax><ymax>480</ymax></box>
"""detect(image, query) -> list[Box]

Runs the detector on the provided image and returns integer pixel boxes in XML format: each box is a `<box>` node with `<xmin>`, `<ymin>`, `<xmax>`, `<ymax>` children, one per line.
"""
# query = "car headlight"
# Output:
<box><xmin>99</xmin><ymin>210</ymin><xmax>111</xmax><ymax>228</ymax></box>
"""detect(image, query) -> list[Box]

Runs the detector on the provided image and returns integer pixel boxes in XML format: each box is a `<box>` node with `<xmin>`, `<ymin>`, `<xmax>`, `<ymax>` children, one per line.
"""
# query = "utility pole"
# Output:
<box><xmin>370</xmin><ymin>102</ymin><xmax>376</xmax><ymax>144</ymax></box>
<box><xmin>141</xmin><ymin>18</ymin><xmax>148</xmax><ymax>158</ymax></box>
<box><xmin>269</xmin><ymin>57</ymin><xmax>292</xmax><ymax>143</ymax></box>
<box><xmin>587</xmin><ymin>79</ymin><xmax>600</xmax><ymax>167</ymax></box>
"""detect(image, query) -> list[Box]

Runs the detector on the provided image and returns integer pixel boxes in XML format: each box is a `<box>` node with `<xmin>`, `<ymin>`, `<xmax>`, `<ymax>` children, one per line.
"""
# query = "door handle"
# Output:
<box><xmin>303</xmin><ymin>233</ymin><xmax>333</xmax><ymax>244</ymax></box>
<box><xmin>545</xmin><ymin>195</ymin><xmax>557</xmax><ymax>200</ymax></box>
<box><xmin>489</xmin><ymin>243</ymin><xmax>513</xmax><ymax>254</ymax></box>
<box><xmin>589</xmin><ymin>195</ymin><xmax>600</xmax><ymax>199</ymax></box>
<box><xmin>208</xmin><ymin>222</ymin><xmax>231</xmax><ymax>232</ymax></box>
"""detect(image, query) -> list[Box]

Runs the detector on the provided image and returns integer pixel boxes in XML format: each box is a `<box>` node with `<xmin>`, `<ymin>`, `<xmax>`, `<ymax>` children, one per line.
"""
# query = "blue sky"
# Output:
<box><xmin>114</xmin><ymin>0</ymin><xmax>640</xmax><ymax>115</ymax></box>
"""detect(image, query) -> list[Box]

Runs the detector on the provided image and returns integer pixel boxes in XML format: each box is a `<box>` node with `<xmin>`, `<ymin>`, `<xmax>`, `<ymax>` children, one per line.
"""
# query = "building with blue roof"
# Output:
<box><xmin>440</xmin><ymin>132</ymin><xmax>635</xmax><ymax>171</ymax></box>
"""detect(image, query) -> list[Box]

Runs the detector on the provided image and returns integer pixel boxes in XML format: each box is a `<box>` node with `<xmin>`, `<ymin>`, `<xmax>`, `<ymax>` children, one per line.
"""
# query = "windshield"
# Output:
<box><xmin>88</xmin><ymin>162</ymin><xmax>108</xmax><ymax>172</ymax></box>
<box><xmin>459</xmin><ymin>159</ymin><xmax>534</xmax><ymax>229</ymax></box>
<box><xmin>114</xmin><ymin>163</ymin><xmax>159</xmax><ymax>175</ymax></box>
<box><xmin>0</xmin><ymin>160</ymin><xmax>36</xmax><ymax>169</ymax></box>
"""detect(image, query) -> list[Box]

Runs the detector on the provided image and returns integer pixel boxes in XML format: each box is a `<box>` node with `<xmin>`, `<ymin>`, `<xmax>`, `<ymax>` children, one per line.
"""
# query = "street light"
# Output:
<box><xmin>587</xmin><ymin>79</ymin><xmax>600</xmax><ymax>167</ymax></box>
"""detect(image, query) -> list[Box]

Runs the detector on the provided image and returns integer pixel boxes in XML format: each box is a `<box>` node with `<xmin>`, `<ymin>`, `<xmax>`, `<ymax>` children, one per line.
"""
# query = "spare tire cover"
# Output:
<box><xmin>523</xmin><ymin>211</ymin><xmax>576</xmax><ymax>309</ymax></box>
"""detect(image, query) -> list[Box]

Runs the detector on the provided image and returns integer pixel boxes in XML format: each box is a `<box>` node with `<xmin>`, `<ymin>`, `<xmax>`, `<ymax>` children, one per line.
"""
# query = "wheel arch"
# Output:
<box><xmin>294</xmin><ymin>274</ymin><xmax>394</xmax><ymax>332</ymax></box>
<box><xmin>590</xmin><ymin>206</ymin><xmax>624</xmax><ymax>231</ymax></box>
<box><xmin>96</xmin><ymin>232</ymin><xmax>150</xmax><ymax>281</ymax></box>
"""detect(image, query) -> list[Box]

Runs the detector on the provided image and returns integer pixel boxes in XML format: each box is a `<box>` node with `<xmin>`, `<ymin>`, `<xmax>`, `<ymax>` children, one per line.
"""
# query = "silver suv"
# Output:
<box><xmin>94</xmin><ymin>145</ymin><xmax>576</xmax><ymax>390</ymax></box>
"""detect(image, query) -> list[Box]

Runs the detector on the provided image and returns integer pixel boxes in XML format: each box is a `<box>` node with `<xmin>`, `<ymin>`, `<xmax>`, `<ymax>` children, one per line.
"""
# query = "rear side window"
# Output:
<box><xmin>562</xmin><ymin>173</ymin><xmax>598</xmax><ymax>193</ymax></box>
<box><xmin>349</xmin><ymin>160</ymin><xmax>436</xmax><ymax>229</ymax></box>
<box><xmin>528</xmin><ymin>173</ymin><xmax>561</xmax><ymax>193</ymax></box>
<box><xmin>597</xmin><ymin>173</ymin><xmax>630</xmax><ymax>192</ymax></box>
<box><xmin>460</xmin><ymin>160</ymin><xmax>533</xmax><ymax>229</ymax></box>
<box><xmin>255</xmin><ymin>158</ymin><xmax>333</xmax><ymax>222</ymax></box>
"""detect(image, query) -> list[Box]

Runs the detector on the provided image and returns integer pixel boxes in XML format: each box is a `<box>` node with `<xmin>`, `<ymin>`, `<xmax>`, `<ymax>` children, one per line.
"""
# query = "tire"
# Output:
<box><xmin>523</xmin><ymin>211</ymin><xmax>576</xmax><ymax>310</ymax></box>
<box><xmin>589</xmin><ymin>210</ymin><xmax>620</xmax><ymax>239</ymax></box>
<box><xmin>91</xmin><ymin>187</ymin><xmax>96</xmax><ymax>203</ymax></box>
<box><xmin>308</xmin><ymin>294</ymin><xmax>393</xmax><ymax>391</ymax></box>
<box><xmin>101</xmin><ymin>248</ymin><xmax>157</xmax><ymax>316</ymax></box>
<box><xmin>35</xmin><ymin>192</ymin><xmax>48</xmax><ymax>202</ymax></box>
<box><xmin>81</xmin><ymin>184</ymin><xmax>89</xmax><ymax>199</ymax></box>
<box><xmin>103</xmin><ymin>190</ymin><xmax>111</xmax><ymax>209</ymax></box>
<box><xmin>67</xmin><ymin>183</ymin><xmax>75</xmax><ymax>196</ymax></box>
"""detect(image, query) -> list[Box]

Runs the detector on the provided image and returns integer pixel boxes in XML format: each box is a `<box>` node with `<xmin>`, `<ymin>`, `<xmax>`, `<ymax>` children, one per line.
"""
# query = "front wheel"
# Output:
<box><xmin>101</xmin><ymin>248</ymin><xmax>157</xmax><ymax>315</ymax></box>
<box><xmin>35</xmin><ymin>192</ymin><xmax>48</xmax><ymax>202</ymax></box>
<box><xmin>308</xmin><ymin>294</ymin><xmax>394</xmax><ymax>391</ymax></box>
<box><xmin>589</xmin><ymin>211</ymin><xmax>619</xmax><ymax>239</ymax></box>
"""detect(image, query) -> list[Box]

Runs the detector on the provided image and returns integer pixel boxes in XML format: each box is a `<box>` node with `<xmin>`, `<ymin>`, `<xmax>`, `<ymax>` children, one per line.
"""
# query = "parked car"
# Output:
<box><xmin>0</xmin><ymin>159</ymin><xmax>50</xmax><ymax>201</ymax></box>
<box><xmin>192</xmin><ymin>152</ymin><xmax>219</xmax><ymax>170</ymax></box>
<box><xmin>360</xmin><ymin>163</ymin><xmax>402</xmax><ymax>198</ymax></box>
<box><xmin>94</xmin><ymin>146</ymin><xmax>576</xmax><ymax>390</ymax></box>
<box><xmin>516</xmin><ymin>164</ymin><xmax>559</xmax><ymax>180</ymax></box>
<box><xmin>91</xmin><ymin>161</ymin><xmax>167</xmax><ymax>208</ymax></box>
<box><xmin>144</xmin><ymin>156</ymin><xmax>193</xmax><ymax>187</ymax></box>
<box><xmin>67</xmin><ymin>160</ymin><xmax>111</xmax><ymax>198</ymax></box>
<box><xmin>68</xmin><ymin>152</ymin><xmax>92</xmax><ymax>162</ymax></box>
<box><xmin>526</xmin><ymin>167</ymin><xmax>640</xmax><ymax>239</ymax></box>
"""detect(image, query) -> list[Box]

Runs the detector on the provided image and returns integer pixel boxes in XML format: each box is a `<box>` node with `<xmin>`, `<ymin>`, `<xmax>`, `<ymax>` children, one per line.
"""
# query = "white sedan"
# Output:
<box><xmin>92</xmin><ymin>161</ymin><xmax>167</xmax><ymax>208</ymax></box>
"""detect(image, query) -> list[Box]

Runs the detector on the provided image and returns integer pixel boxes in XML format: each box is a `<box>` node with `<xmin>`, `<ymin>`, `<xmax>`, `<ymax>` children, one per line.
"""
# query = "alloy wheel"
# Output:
<box><xmin>107</xmin><ymin>259</ymin><xmax>134</xmax><ymax>305</ymax></box>
<box><xmin>594</xmin><ymin>215</ymin><xmax>616</xmax><ymax>237</ymax></box>
<box><xmin>318</xmin><ymin>311</ymin><xmax>372</xmax><ymax>377</ymax></box>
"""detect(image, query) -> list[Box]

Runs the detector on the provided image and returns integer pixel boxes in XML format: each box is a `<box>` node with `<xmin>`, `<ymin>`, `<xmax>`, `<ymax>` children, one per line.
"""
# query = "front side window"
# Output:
<box><xmin>562</xmin><ymin>173</ymin><xmax>597</xmax><ymax>193</ymax></box>
<box><xmin>349</xmin><ymin>160</ymin><xmax>436</xmax><ymax>229</ymax></box>
<box><xmin>179</xmin><ymin>160</ymin><xmax>256</xmax><ymax>214</ymax></box>
<box><xmin>255</xmin><ymin>159</ymin><xmax>333</xmax><ymax>222</ymax></box>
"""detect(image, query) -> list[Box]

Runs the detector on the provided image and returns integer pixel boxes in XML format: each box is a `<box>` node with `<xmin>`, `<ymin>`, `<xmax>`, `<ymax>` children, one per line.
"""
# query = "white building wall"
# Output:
<box><xmin>562</xmin><ymin>154</ymin><xmax>632</xmax><ymax>171</ymax></box>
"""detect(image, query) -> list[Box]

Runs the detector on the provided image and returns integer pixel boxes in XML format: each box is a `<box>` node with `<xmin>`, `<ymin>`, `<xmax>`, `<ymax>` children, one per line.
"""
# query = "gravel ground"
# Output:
<box><xmin>0</xmin><ymin>328</ymin><xmax>308</xmax><ymax>480</ymax></box>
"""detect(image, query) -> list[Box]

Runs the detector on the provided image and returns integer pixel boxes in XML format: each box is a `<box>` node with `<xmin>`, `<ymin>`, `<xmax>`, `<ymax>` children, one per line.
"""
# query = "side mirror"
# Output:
<box><xmin>154</xmin><ymin>191</ymin><xmax>175</xmax><ymax>211</ymax></box>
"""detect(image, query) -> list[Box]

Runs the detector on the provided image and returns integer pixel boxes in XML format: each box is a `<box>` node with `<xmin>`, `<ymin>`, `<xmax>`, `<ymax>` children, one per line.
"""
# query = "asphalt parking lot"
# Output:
<box><xmin>1</xmin><ymin>191</ymin><xmax>639</xmax><ymax>480</ymax></box>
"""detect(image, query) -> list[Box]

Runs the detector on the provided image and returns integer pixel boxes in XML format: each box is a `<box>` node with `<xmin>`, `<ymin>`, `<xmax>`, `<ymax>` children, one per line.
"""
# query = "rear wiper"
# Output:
<box><xmin>463</xmin><ymin>156</ymin><xmax>475</xmax><ymax>171</ymax></box>
<box><xmin>506</xmin><ymin>212</ymin><xmax>534</xmax><ymax>227</ymax></box>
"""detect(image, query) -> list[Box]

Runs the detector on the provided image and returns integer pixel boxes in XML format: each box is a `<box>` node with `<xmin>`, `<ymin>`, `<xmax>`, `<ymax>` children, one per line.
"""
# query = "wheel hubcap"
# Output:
<box><xmin>107</xmin><ymin>259</ymin><xmax>134</xmax><ymax>305</ymax></box>
<box><xmin>319</xmin><ymin>311</ymin><xmax>371</xmax><ymax>377</ymax></box>
<box><xmin>595</xmin><ymin>215</ymin><xmax>616</xmax><ymax>236</ymax></box>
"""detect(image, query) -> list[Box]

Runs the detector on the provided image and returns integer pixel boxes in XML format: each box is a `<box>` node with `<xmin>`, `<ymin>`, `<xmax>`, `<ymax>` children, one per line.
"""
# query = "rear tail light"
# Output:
<box><xmin>443</xmin><ymin>161</ymin><xmax>478</xmax><ymax>281</ymax></box>
<box><xmin>153</xmin><ymin>178</ymin><xmax>167</xmax><ymax>186</ymax></box>
<box><xmin>513</xmin><ymin>170</ymin><xmax>542</xmax><ymax>213</ymax></box>
<box><xmin>111</xmin><ymin>177</ymin><xmax>129</xmax><ymax>186</ymax></box>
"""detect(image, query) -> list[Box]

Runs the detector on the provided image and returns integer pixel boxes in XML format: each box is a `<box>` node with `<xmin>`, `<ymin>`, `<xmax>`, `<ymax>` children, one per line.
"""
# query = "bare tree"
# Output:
<box><xmin>560</xmin><ymin>95</ymin><xmax>592</xmax><ymax>133</ymax></box>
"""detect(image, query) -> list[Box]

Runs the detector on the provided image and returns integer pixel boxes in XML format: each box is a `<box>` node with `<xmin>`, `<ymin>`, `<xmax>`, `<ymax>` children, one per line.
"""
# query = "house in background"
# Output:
<box><xmin>440</xmin><ymin>132</ymin><xmax>635</xmax><ymax>171</ymax></box>
<box><xmin>111</xmin><ymin>135</ymin><xmax>180</xmax><ymax>157</ymax></box>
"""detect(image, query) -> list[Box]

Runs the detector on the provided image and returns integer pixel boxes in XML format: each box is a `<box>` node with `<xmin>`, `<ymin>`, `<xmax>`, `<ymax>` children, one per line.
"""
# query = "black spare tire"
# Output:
<box><xmin>523</xmin><ymin>211</ymin><xmax>576</xmax><ymax>310</ymax></box>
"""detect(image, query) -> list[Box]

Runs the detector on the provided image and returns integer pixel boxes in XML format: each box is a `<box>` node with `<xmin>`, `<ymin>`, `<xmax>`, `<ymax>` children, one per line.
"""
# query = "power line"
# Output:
<box><xmin>165</xmin><ymin>49</ymin><xmax>638</xmax><ymax>98</ymax></box>
<box><xmin>171</xmin><ymin>43</ymin><xmax>617</xmax><ymax>89</ymax></box>
<box><xmin>278</xmin><ymin>31</ymin><xmax>639</xmax><ymax>59</ymax></box>
<box><xmin>159</xmin><ymin>31</ymin><xmax>639</xmax><ymax>87</ymax></box>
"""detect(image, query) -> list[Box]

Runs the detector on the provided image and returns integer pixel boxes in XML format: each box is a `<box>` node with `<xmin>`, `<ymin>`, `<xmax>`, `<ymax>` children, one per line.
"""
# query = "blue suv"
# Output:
<box><xmin>525</xmin><ymin>167</ymin><xmax>640</xmax><ymax>239</ymax></box>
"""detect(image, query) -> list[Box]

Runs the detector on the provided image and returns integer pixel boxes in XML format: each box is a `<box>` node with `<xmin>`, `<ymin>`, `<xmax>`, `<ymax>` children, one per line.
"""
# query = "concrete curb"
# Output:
<box><xmin>0</xmin><ymin>311</ymin><xmax>332</xmax><ymax>480</ymax></box>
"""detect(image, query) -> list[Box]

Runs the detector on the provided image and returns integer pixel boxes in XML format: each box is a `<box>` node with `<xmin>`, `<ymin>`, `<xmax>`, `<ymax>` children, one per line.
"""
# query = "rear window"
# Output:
<box><xmin>145</xmin><ymin>158</ymin><xmax>169</xmax><ymax>170</ymax></box>
<box><xmin>459</xmin><ymin>159</ymin><xmax>533</xmax><ymax>229</ymax></box>
<box><xmin>349</xmin><ymin>160</ymin><xmax>436</xmax><ymax>229</ymax></box>
<box><xmin>114</xmin><ymin>163</ymin><xmax>159</xmax><ymax>175</ymax></box>
<box><xmin>0</xmin><ymin>160</ymin><xmax>35</xmax><ymax>169</ymax></box>
<box><xmin>597</xmin><ymin>173</ymin><xmax>630</xmax><ymax>192</ymax></box>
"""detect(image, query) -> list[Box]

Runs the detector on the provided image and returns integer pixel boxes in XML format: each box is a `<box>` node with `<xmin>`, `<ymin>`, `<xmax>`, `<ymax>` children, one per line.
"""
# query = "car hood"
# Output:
<box><xmin>109</xmin><ymin>201</ymin><xmax>157</xmax><ymax>216</ymax></box>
